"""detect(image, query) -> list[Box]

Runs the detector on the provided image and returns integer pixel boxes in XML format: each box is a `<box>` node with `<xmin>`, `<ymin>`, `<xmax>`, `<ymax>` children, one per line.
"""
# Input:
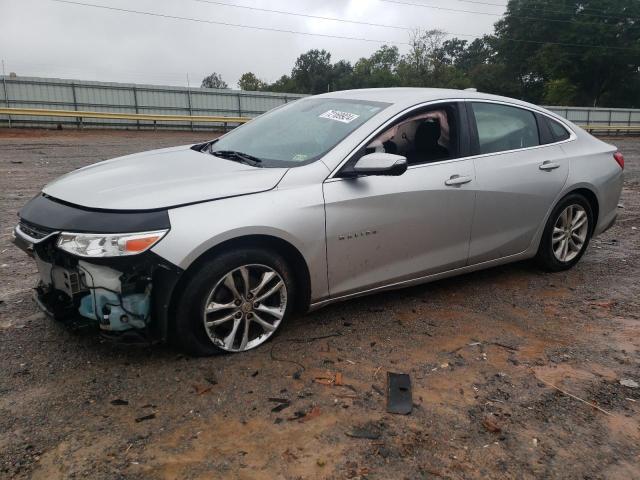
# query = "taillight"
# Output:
<box><xmin>614</xmin><ymin>152</ymin><xmax>624</xmax><ymax>169</ymax></box>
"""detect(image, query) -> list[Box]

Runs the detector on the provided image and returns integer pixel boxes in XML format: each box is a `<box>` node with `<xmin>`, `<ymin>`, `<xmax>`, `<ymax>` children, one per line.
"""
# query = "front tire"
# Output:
<box><xmin>173</xmin><ymin>248</ymin><xmax>295</xmax><ymax>356</ymax></box>
<box><xmin>536</xmin><ymin>193</ymin><xmax>594</xmax><ymax>272</ymax></box>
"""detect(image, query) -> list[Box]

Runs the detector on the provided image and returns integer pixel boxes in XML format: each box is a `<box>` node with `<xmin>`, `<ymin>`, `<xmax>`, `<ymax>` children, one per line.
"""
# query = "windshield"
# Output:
<box><xmin>209</xmin><ymin>98</ymin><xmax>389</xmax><ymax>167</ymax></box>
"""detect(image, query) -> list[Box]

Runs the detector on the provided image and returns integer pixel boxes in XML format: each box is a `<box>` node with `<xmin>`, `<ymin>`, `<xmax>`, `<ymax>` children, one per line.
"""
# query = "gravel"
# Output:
<box><xmin>1</xmin><ymin>129</ymin><xmax>639</xmax><ymax>479</ymax></box>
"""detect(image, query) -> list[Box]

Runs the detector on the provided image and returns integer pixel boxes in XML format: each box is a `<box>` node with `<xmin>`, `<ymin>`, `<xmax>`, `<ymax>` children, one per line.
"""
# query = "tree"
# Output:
<box><xmin>267</xmin><ymin>75</ymin><xmax>296</xmax><ymax>93</ymax></box>
<box><xmin>350</xmin><ymin>45</ymin><xmax>400</xmax><ymax>88</ymax></box>
<box><xmin>290</xmin><ymin>49</ymin><xmax>334</xmax><ymax>94</ymax></box>
<box><xmin>492</xmin><ymin>0</ymin><xmax>640</xmax><ymax>106</ymax></box>
<box><xmin>543</xmin><ymin>79</ymin><xmax>579</xmax><ymax>106</ymax></box>
<box><xmin>196</xmin><ymin>0</ymin><xmax>640</xmax><ymax>107</ymax></box>
<box><xmin>397</xmin><ymin>29</ymin><xmax>446</xmax><ymax>87</ymax></box>
<box><xmin>456</xmin><ymin>37</ymin><xmax>495</xmax><ymax>73</ymax></box>
<box><xmin>468</xmin><ymin>63</ymin><xmax>520</xmax><ymax>98</ymax></box>
<box><xmin>238</xmin><ymin>72</ymin><xmax>267</xmax><ymax>91</ymax></box>
<box><xmin>201</xmin><ymin>72</ymin><xmax>228</xmax><ymax>89</ymax></box>
<box><xmin>436</xmin><ymin>39</ymin><xmax>468</xmax><ymax>66</ymax></box>
<box><xmin>330</xmin><ymin>60</ymin><xmax>355</xmax><ymax>91</ymax></box>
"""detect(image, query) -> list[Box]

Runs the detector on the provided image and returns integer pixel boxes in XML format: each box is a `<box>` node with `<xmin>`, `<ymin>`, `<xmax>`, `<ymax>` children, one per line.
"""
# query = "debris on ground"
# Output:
<box><xmin>271</xmin><ymin>403</ymin><xmax>290</xmax><ymax>412</ymax></box>
<box><xmin>492</xmin><ymin>341</ymin><xmax>519</xmax><ymax>351</ymax></box>
<box><xmin>482</xmin><ymin>415</ymin><xmax>502</xmax><ymax>433</ymax></box>
<box><xmin>620</xmin><ymin>379</ymin><xmax>639</xmax><ymax>388</ymax></box>
<box><xmin>288</xmin><ymin>406</ymin><xmax>321</xmax><ymax>422</ymax></box>
<box><xmin>345</xmin><ymin>422</ymin><xmax>382</xmax><ymax>440</ymax></box>
<box><xmin>110</xmin><ymin>399</ymin><xmax>129</xmax><ymax>406</ymax></box>
<box><xmin>281</xmin><ymin>448</ymin><xmax>298</xmax><ymax>462</ymax></box>
<box><xmin>1</xmin><ymin>132</ymin><xmax>639</xmax><ymax>480</ymax></box>
<box><xmin>134</xmin><ymin>413</ymin><xmax>156</xmax><ymax>423</ymax></box>
<box><xmin>387</xmin><ymin>372</ymin><xmax>412</xmax><ymax>415</ymax></box>
<box><xmin>533</xmin><ymin>371</ymin><xmax>611</xmax><ymax>415</ymax></box>
<box><xmin>314</xmin><ymin>376</ymin><xmax>334</xmax><ymax>386</ymax></box>
<box><xmin>314</xmin><ymin>372</ymin><xmax>345</xmax><ymax>386</ymax></box>
<box><xmin>346</xmin><ymin>463</ymin><xmax>371</xmax><ymax>478</ymax></box>
<box><xmin>299</xmin><ymin>406</ymin><xmax>321</xmax><ymax>422</ymax></box>
<box><xmin>269</xmin><ymin>342</ymin><xmax>306</xmax><ymax>380</ymax></box>
<box><xmin>449</xmin><ymin>340</ymin><xmax>518</xmax><ymax>355</ymax></box>
<box><xmin>371</xmin><ymin>384</ymin><xmax>384</xmax><ymax>396</ymax></box>
<box><xmin>269</xmin><ymin>398</ymin><xmax>291</xmax><ymax>412</ymax></box>
<box><xmin>192</xmin><ymin>384</ymin><xmax>212</xmax><ymax>395</ymax></box>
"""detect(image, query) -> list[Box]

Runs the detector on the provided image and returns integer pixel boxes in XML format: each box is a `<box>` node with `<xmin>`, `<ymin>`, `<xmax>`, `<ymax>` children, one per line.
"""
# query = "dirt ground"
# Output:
<box><xmin>0</xmin><ymin>128</ymin><xmax>639</xmax><ymax>480</ymax></box>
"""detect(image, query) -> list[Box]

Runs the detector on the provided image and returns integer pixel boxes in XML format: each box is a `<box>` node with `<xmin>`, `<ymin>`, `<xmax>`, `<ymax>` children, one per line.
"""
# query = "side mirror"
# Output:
<box><xmin>348</xmin><ymin>153</ymin><xmax>408</xmax><ymax>177</ymax></box>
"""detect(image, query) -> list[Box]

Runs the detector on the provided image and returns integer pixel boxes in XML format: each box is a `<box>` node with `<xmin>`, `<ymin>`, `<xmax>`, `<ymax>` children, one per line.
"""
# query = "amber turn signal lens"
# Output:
<box><xmin>125</xmin><ymin>236</ymin><xmax>160</xmax><ymax>252</ymax></box>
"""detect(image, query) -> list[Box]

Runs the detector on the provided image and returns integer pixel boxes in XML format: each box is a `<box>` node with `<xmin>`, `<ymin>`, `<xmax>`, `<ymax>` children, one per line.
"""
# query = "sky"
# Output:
<box><xmin>0</xmin><ymin>0</ymin><xmax>505</xmax><ymax>89</ymax></box>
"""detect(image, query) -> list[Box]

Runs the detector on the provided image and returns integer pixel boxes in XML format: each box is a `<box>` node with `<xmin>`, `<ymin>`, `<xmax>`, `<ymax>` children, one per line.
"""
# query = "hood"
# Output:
<box><xmin>42</xmin><ymin>145</ymin><xmax>288</xmax><ymax>210</ymax></box>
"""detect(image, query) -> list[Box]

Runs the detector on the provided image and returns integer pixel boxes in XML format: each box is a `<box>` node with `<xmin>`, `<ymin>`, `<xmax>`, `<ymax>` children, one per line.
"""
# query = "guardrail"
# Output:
<box><xmin>1</xmin><ymin>107</ymin><xmax>639</xmax><ymax>134</ymax></box>
<box><xmin>580</xmin><ymin>124</ymin><xmax>640</xmax><ymax>133</ymax></box>
<box><xmin>0</xmin><ymin>75</ymin><xmax>303</xmax><ymax>131</ymax></box>
<box><xmin>547</xmin><ymin>105</ymin><xmax>640</xmax><ymax>136</ymax></box>
<box><xmin>2</xmin><ymin>76</ymin><xmax>638</xmax><ymax>134</ymax></box>
<box><xmin>0</xmin><ymin>107</ymin><xmax>250</xmax><ymax>130</ymax></box>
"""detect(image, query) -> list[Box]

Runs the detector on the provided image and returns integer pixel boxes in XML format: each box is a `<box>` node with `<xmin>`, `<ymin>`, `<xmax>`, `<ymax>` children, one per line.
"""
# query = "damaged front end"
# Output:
<box><xmin>12</xmin><ymin>194</ymin><xmax>183</xmax><ymax>341</ymax></box>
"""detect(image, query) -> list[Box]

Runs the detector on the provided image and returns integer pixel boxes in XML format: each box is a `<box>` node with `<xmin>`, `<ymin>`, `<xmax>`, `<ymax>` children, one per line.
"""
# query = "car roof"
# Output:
<box><xmin>313</xmin><ymin>87</ymin><xmax>542</xmax><ymax>112</ymax></box>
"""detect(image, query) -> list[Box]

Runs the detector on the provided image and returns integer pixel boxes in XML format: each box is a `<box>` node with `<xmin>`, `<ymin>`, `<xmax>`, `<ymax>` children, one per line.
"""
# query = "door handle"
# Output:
<box><xmin>445</xmin><ymin>175</ymin><xmax>472</xmax><ymax>186</ymax></box>
<box><xmin>539</xmin><ymin>161</ymin><xmax>560</xmax><ymax>171</ymax></box>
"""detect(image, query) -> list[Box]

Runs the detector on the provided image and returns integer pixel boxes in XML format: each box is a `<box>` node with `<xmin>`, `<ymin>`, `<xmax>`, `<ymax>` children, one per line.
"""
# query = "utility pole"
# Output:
<box><xmin>1</xmin><ymin>60</ymin><xmax>5</xmax><ymax>77</ymax></box>
<box><xmin>186</xmin><ymin>73</ymin><xmax>194</xmax><ymax>131</ymax></box>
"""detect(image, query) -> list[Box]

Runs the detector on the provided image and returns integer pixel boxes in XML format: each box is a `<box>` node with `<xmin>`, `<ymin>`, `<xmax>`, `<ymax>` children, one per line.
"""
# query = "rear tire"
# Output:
<box><xmin>173</xmin><ymin>248</ymin><xmax>296</xmax><ymax>356</ymax></box>
<box><xmin>536</xmin><ymin>193</ymin><xmax>594</xmax><ymax>272</ymax></box>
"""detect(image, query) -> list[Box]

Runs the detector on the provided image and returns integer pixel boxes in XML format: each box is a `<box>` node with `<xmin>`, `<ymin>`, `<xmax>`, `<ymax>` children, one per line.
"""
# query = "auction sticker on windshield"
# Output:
<box><xmin>319</xmin><ymin>110</ymin><xmax>360</xmax><ymax>124</ymax></box>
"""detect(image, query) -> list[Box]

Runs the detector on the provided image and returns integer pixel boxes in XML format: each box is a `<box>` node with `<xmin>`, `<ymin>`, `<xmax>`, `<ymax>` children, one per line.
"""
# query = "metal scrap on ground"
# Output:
<box><xmin>387</xmin><ymin>372</ymin><xmax>412</xmax><ymax>415</ymax></box>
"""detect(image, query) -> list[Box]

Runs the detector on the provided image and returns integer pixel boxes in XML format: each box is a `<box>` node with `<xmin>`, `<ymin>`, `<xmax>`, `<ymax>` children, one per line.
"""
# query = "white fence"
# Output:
<box><xmin>546</xmin><ymin>106</ymin><xmax>640</xmax><ymax>135</ymax></box>
<box><xmin>1</xmin><ymin>75</ymin><xmax>638</xmax><ymax>134</ymax></box>
<box><xmin>0</xmin><ymin>76</ymin><xmax>306</xmax><ymax>130</ymax></box>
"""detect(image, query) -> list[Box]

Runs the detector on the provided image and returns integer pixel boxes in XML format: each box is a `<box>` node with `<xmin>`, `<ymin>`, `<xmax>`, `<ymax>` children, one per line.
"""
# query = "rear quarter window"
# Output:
<box><xmin>547</xmin><ymin>118</ymin><xmax>571</xmax><ymax>142</ymax></box>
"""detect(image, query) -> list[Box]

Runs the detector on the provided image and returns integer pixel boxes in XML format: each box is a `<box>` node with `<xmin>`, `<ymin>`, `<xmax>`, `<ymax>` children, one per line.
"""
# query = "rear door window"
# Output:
<box><xmin>471</xmin><ymin>103</ymin><xmax>540</xmax><ymax>155</ymax></box>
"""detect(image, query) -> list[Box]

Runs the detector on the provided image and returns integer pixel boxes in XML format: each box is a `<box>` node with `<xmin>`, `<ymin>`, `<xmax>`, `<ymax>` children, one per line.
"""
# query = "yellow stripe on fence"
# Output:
<box><xmin>0</xmin><ymin>107</ymin><xmax>250</xmax><ymax>124</ymax></box>
<box><xmin>580</xmin><ymin>124</ymin><xmax>640</xmax><ymax>131</ymax></box>
<box><xmin>1</xmin><ymin>108</ymin><xmax>638</xmax><ymax>132</ymax></box>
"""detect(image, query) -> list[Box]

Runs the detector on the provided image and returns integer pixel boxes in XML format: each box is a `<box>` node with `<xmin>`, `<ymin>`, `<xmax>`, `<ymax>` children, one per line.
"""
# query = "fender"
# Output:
<box><xmin>151</xmin><ymin>184</ymin><xmax>329</xmax><ymax>302</ymax></box>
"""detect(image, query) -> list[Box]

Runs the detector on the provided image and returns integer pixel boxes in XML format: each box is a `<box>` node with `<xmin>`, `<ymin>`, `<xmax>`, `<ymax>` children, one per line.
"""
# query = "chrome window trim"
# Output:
<box><xmin>326</xmin><ymin>98</ymin><xmax>467</xmax><ymax>180</ymax></box>
<box><xmin>467</xmin><ymin>98</ymin><xmax>578</xmax><ymax>147</ymax></box>
<box><xmin>326</xmin><ymin>97</ymin><xmax>577</xmax><ymax>182</ymax></box>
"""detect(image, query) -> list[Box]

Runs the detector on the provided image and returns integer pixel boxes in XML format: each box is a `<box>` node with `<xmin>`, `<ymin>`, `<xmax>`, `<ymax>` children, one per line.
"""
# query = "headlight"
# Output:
<box><xmin>56</xmin><ymin>230</ymin><xmax>168</xmax><ymax>258</ymax></box>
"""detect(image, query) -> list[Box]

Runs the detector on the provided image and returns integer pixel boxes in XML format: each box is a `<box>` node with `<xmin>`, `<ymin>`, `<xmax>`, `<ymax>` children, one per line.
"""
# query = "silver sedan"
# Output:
<box><xmin>13</xmin><ymin>88</ymin><xmax>624</xmax><ymax>355</ymax></box>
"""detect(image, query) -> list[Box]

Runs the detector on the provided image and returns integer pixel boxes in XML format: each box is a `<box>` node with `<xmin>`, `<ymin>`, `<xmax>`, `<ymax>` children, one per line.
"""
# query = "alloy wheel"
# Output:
<box><xmin>552</xmin><ymin>204</ymin><xmax>589</xmax><ymax>263</ymax></box>
<box><xmin>203</xmin><ymin>264</ymin><xmax>287</xmax><ymax>352</ymax></box>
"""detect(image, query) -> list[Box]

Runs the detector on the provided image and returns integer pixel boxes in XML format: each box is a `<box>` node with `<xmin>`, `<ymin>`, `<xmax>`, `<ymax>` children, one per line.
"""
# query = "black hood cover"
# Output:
<box><xmin>19</xmin><ymin>194</ymin><xmax>170</xmax><ymax>234</ymax></box>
